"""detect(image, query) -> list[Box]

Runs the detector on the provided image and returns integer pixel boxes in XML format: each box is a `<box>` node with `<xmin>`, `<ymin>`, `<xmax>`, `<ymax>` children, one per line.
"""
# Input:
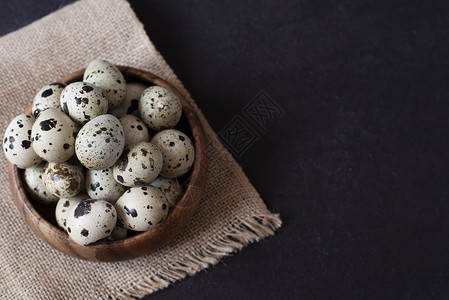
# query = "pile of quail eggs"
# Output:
<box><xmin>3</xmin><ymin>59</ymin><xmax>194</xmax><ymax>246</ymax></box>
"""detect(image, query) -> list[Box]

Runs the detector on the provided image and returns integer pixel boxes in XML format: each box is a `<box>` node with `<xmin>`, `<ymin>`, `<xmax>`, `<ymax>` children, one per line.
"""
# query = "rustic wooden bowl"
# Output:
<box><xmin>8</xmin><ymin>66</ymin><xmax>208</xmax><ymax>262</ymax></box>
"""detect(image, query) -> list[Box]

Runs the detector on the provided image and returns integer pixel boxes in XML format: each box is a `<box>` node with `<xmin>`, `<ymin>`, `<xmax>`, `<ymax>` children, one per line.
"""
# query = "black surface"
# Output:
<box><xmin>2</xmin><ymin>0</ymin><xmax>449</xmax><ymax>299</ymax></box>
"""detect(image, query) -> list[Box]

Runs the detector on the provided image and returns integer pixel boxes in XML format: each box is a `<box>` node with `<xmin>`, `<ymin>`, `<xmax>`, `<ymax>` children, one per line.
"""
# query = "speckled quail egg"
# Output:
<box><xmin>150</xmin><ymin>177</ymin><xmax>183</xmax><ymax>208</ymax></box>
<box><xmin>23</xmin><ymin>161</ymin><xmax>58</xmax><ymax>205</ymax></box>
<box><xmin>109</xmin><ymin>226</ymin><xmax>129</xmax><ymax>240</ymax></box>
<box><xmin>32</xmin><ymin>82</ymin><xmax>66</xmax><ymax>117</ymax></box>
<box><xmin>85</xmin><ymin>167</ymin><xmax>127</xmax><ymax>204</ymax></box>
<box><xmin>109</xmin><ymin>82</ymin><xmax>147</xmax><ymax>117</ymax></box>
<box><xmin>66</xmin><ymin>199</ymin><xmax>117</xmax><ymax>246</ymax></box>
<box><xmin>55</xmin><ymin>192</ymin><xmax>89</xmax><ymax>231</ymax></box>
<box><xmin>138</xmin><ymin>86</ymin><xmax>182</xmax><ymax>131</ymax></box>
<box><xmin>75</xmin><ymin>114</ymin><xmax>125</xmax><ymax>170</ymax></box>
<box><xmin>115</xmin><ymin>186</ymin><xmax>169</xmax><ymax>231</ymax></box>
<box><xmin>31</xmin><ymin>108</ymin><xmax>77</xmax><ymax>163</ymax></box>
<box><xmin>119</xmin><ymin>114</ymin><xmax>150</xmax><ymax>146</ymax></box>
<box><xmin>42</xmin><ymin>160</ymin><xmax>84</xmax><ymax>198</ymax></box>
<box><xmin>83</xmin><ymin>59</ymin><xmax>126</xmax><ymax>109</ymax></box>
<box><xmin>60</xmin><ymin>82</ymin><xmax>108</xmax><ymax>125</ymax></box>
<box><xmin>3</xmin><ymin>114</ymin><xmax>42</xmax><ymax>168</ymax></box>
<box><xmin>151</xmin><ymin>129</ymin><xmax>195</xmax><ymax>178</ymax></box>
<box><xmin>113</xmin><ymin>141</ymin><xmax>163</xmax><ymax>187</ymax></box>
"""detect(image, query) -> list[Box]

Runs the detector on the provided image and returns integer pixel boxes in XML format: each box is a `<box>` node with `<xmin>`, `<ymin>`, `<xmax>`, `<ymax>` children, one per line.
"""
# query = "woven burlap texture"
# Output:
<box><xmin>0</xmin><ymin>0</ymin><xmax>281</xmax><ymax>299</ymax></box>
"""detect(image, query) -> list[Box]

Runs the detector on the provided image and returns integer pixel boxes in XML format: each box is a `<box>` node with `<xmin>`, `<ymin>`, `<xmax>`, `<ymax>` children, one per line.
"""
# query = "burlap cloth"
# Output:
<box><xmin>0</xmin><ymin>0</ymin><xmax>281</xmax><ymax>298</ymax></box>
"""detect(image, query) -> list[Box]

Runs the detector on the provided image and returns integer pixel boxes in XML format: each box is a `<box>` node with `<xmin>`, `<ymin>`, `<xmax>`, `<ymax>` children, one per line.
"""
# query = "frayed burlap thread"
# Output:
<box><xmin>0</xmin><ymin>0</ymin><xmax>281</xmax><ymax>299</ymax></box>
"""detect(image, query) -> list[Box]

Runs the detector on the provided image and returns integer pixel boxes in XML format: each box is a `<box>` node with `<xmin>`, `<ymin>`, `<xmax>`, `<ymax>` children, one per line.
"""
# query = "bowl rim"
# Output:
<box><xmin>8</xmin><ymin>66</ymin><xmax>209</xmax><ymax>261</ymax></box>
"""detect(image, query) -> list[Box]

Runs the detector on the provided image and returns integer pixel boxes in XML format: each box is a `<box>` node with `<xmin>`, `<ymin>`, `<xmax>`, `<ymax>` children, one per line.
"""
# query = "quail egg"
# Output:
<box><xmin>3</xmin><ymin>114</ymin><xmax>42</xmax><ymax>168</ymax></box>
<box><xmin>115</xmin><ymin>186</ymin><xmax>169</xmax><ymax>231</ymax></box>
<box><xmin>113</xmin><ymin>141</ymin><xmax>163</xmax><ymax>187</ymax></box>
<box><xmin>60</xmin><ymin>82</ymin><xmax>108</xmax><ymax>125</ymax></box>
<box><xmin>75</xmin><ymin>114</ymin><xmax>125</xmax><ymax>170</ymax></box>
<box><xmin>138</xmin><ymin>86</ymin><xmax>182</xmax><ymax>131</ymax></box>
<box><xmin>151</xmin><ymin>129</ymin><xmax>195</xmax><ymax>178</ymax></box>
<box><xmin>109</xmin><ymin>226</ymin><xmax>129</xmax><ymax>240</ymax></box>
<box><xmin>150</xmin><ymin>177</ymin><xmax>183</xmax><ymax>208</ymax></box>
<box><xmin>23</xmin><ymin>161</ymin><xmax>59</xmax><ymax>205</ymax></box>
<box><xmin>66</xmin><ymin>199</ymin><xmax>117</xmax><ymax>246</ymax></box>
<box><xmin>31</xmin><ymin>108</ymin><xmax>77</xmax><ymax>163</ymax></box>
<box><xmin>85</xmin><ymin>167</ymin><xmax>127</xmax><ymax>204</ymax></box>
<box><xmin>42</xmin><ymin>160</ymin><xmax>84</xmax><ymax>198</ymax></box>
<box><xmin>32</xmin><ymin>82</ymin><xmax>66</xmax><ymax>117</ymax></box>
<box><xmin>109</xmin><ymin>82</ymin><xmax>147</xmax><ymax>117</ymax></box>
<box><xmin>119</xmin><ymin>114</ymin><xmax>150</xmax><ymax>147</ymax></box>
<box><xmin>55</xmin><ymin>192</ymin><xmax>89</xmax><ymax>231</ymax></box>
<box><xmin>83</xmin><ymin>59</ymin><xmax>126</xmax><ymax>109</ymax></box>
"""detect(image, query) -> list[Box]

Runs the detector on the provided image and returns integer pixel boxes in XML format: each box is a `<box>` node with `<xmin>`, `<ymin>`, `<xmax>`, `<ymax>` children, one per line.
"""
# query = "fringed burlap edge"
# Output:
<box><xmin>114</xmin><ymin>213</ymin><xmax>282</xmax><ymax>299</ymax></box>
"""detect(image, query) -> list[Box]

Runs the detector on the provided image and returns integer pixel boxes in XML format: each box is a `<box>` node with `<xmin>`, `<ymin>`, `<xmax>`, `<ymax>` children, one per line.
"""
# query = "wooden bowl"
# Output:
<box><xmin>8</xmin><ymin>66</ymin><xmax>208</xmax><ymax>262</ymax></box>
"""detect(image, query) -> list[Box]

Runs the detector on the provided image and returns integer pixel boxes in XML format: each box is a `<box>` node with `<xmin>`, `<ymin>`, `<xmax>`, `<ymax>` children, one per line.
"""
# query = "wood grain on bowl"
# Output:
<box><xmin>8</xmin><ymin>67</ymin><xmax>209</xmax><ymax>262</ymax></box>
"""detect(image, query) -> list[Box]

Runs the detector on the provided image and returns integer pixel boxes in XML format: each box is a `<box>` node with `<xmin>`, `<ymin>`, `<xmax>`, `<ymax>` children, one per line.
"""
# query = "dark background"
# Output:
<box><xmin>2</xmin><ymin>0</ymin><xmax>449</xmax><ymax>299</ymax></box>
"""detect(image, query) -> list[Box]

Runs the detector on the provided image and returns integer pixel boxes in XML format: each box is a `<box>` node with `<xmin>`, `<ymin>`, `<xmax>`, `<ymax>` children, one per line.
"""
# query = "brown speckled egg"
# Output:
<box><xmin>60</xmin><ymin>82</ymin><xmax>108</xmax><ymax>125</ymax></box>
<box><xmin>42</xmin><ymin>160</ymin><xmax>84</xmax><ymax>198</ymax></box>
<box><xmin>119</xmin><ymin>114</ymin><xmax>150</xmax><ymax>147</ymax></box>
<box><xmin>83</xmin><ymin>59</ymin><xmax>126</xmax><ymax>109</ymax></box>
<box><xmin>85</xmin><ymin>167</ymin><xmax>127</xmax><ymax>204</ymax></box>
<box><xmin>32</xmin><ymin>82</ymin><xmax>66</xmax><ymax>117</ymax></box>
<box><xmin>109</xmin><ymin>82</ymin><xmax>147</xmax><ymax>117</ymax></box>
<box><xmin>66</xmin><ymin>199</ymin><xmax>117</xmax><ymax>246</ymax></box>
<box><xmin>75</xmin><ymin>114</ymin><xmax>125</xmax><ymax>170</ymax></box>
<box><xmin>112</xmin><ymin>141</ymin><xmax>163</xmax><ymax>187</ymax></box>
<box><xmin>55</xmin><ymin>192</ymin><xmax>89</xmax><ymax>231</ymax></box>
<box><xmin>23</xmin><ymin>161</ymin><xmax>59</xmax><ymax>205</ymax></box>
<box><xmin>151</xmin><ymin>129</ymin><xmax>195</xmax><ymax>178</ymax></box>
<box><xmin>3</xmin><ymin>114</ymin><xmax>42</xmax><ymax>169</ymax></box>
<box><xmin>31</xmin><ymin>108</ymin><xmax>77</xmax><ymax>163</ymax></box>
<box><xmin>150</xmin><ymin>177</ymin><xmax>183</xmax><ymax>208</ymax></box>
<box><xmin>138</xmin><ymin>86</ymin><xmax>182</xmax><ymax>131</ymax></box>
<box><xmin>115</xmin><ymin>186</ymin><xmax>169</xmax><ymax>231</ymax></box>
